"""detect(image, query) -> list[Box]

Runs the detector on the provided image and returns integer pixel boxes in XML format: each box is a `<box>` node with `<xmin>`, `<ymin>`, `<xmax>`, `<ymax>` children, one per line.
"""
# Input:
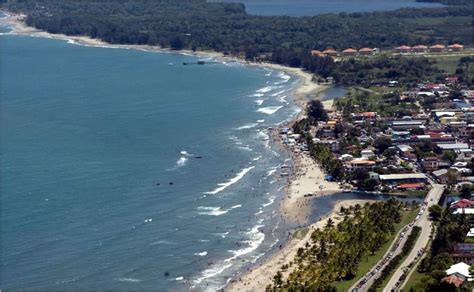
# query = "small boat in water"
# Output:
<box><xmin>168</xmin><ymin>62</ymin><xmax>175</xmax><ymax>66</ymax></box>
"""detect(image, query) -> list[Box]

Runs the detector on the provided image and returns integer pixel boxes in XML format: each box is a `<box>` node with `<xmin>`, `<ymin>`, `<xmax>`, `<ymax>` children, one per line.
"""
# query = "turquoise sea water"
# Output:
<box><xmin>211</xmin><ymin>0</ymin><xmax>443</xmax><ymax>16</ymax></box>
<box><xmin>0</xmin><ymin>11</ymin><xmax>418</xmax><ymax>291</ymax></box>
<box><xmin>1</xmin><ymin>29</ymin><xmax>303</xmax><ymax>289</ymax></box>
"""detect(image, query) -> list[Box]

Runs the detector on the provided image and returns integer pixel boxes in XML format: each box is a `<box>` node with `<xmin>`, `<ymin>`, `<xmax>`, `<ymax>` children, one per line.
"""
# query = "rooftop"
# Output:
<box><xmin>379</xmin><ymin>173</ymin><xmax>427</xmax><ymax>180</ymax></box>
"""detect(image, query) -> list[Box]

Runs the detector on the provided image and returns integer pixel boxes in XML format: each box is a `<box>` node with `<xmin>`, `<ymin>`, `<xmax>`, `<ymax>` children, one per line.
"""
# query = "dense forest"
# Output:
<box><xmin>1</xmin><ymin>0</ymin><xmax>472</xmax><ymax>68</ymax></box>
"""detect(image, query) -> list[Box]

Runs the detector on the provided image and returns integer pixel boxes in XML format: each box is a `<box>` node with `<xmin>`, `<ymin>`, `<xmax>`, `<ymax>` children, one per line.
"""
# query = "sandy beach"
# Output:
<box><xmin>1</xmin><ymin>12</ymin><xmax>343</xmax><ymax>291</ymax></box>
<box><xmin>226</xmin><ymin>200</ymin><xmax>373</xmax><ymax>291</ymax></box>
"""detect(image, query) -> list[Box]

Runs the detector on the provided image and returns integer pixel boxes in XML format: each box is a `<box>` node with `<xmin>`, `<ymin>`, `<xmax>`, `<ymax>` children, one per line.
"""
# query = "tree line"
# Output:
<box><xmin>1</xmin><ymin>0</ymin><xmax>471</xmax><ymax>70</ymax></box>
<box><xmin>266</xmin><ymin>200</ymin><xmax>404</xmax><ymax>291</ymax></box>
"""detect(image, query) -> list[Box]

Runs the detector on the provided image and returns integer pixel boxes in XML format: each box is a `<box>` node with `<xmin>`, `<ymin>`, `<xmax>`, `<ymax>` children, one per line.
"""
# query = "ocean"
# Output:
<box><xmin>0</xmin><ymin>11</ymin><xmax>417</xmax><ymax>291</ymax></box>
<box><xmin>210</xmin><ymin>0</ymin><xmax>443</xmax><ymax>16</ymax></box>
<box><xmin>0</xmin><ymin>24</ymin><xmax>304</xmax><ymax>290</ymax></box>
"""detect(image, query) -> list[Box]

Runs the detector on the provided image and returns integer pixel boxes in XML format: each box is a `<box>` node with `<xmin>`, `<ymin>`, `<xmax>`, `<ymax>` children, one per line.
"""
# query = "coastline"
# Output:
<box><xmin>226</xmin><ymin>200</ymin><xmax>373</xmax><ymax>291</ymax></box>
<box><xmin>1</xmin><ymin>12</ymin><xmax>342</xmax><ymax>290</ymax></box>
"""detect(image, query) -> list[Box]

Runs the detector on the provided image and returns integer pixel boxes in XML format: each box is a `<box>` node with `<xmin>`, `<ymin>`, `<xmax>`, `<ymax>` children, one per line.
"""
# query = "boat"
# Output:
<box><xmin>168</xmin><ymin>62</ymin><xmax>175</xmax><ymax>66</ymax></box>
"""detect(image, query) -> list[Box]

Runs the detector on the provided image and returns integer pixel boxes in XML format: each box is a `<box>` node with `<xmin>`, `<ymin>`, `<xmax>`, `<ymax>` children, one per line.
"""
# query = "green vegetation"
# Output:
<box><xmin>334</xmin><ymin>207</ymin><xmax>419</xmax><ymax>291</ymax></box>
<box><xmin>335</xmin><ymin>90</ymin><xmax>419</xmax><ymax>118</ymax></box>
<box><xmin>1</xmin><ymin>0</ymin><xmax>471</xmax><ymax>75</ymax></box>
<box><xmin>266</xmin><ymin>200</ymin><xmax>404</xmax><ymax>291</ymax></box>
<box><xmin>321</xmin><ymin>55</ymin><xmax>444</xmax><ymax>85</ymax></box>
<box><xmin>406</xmin><ymin>208</ymin><xmax>470</xmax><ymax>290</ymax></box>
<box><xmin>369</xmin><ymin>226</ymin><xmax>422</xmax><ymax>291</ymax></box>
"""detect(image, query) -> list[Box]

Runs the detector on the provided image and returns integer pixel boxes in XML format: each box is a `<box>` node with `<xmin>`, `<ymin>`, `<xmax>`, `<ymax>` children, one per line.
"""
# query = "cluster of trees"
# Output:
<box><xmin>321</xmin><ymin>56</ymin><xmax>444</xmax><ymax>85</ymax></box>
<box><xmin>412</xmin><ymin>207</ymin><xmax>471</xmax><ymax>290</ymax></box>
<box><xmin>369</xmin><ymin>226</ymin><xmax>421</xmax><ymax>291</ymax></box>
<box><xmin>267</xmin><ymin>200</ymin><xmax>403</xmax><ymax>291</ymax></box>
<box><xmin>2</xmin><ymin>0</ymin><xmax>471</xmax><ymax>69</ymax></box>
<box><xmin>335</xmin><ymin>90</ymin><xmax>420</xmax><ymax>118</ymax></box>
<box><xmin>292</xmin><ymin>105</ymin><xmax>345</xmax><ymax>180</ymax></box>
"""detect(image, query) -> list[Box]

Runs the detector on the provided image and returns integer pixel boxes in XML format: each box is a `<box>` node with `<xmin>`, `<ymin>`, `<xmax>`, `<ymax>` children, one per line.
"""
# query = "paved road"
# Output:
<box><xmin>349</xmin><ymin>198</ymin><xmax>425</xmax><ymax>292</ymax></box>
<box><xmin>383</xmin><ymin>184</ymin><xmax>444</xmax><ymax>292</ymax></box>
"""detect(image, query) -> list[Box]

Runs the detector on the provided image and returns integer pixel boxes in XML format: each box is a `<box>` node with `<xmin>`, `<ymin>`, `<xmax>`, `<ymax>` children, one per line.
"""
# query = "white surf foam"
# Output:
<box><xmin>271</xmin><ymin>90</ymin><xmax>286</xmax><ymax>97</ymax></box>
<box><xmin>257</xmin><ymin>106</ymin><xmax>283</xmax><ymax>115</ymax></box>
<box><xmin>197</xmin><ymin>204</ymin><xmax>241</xmax><ymax>216</ymax></box>
<box><xmin>225</xmin><ymin>224</ymin><xmax>265</xmax><ymax>262</ymax></box>
<box><xmin>175</xmin><ymin>150</ymin><xmax>192</xmax><ymax>167</ymax></box>
<box><xmin>262</xmin><ymin>196</ymin><xmax>276</xmax><ymax>207</ymax></box>
<box><xmin>194</xmin><ymin>251</ymin><xmax>208</xmax><ymax>257</ymax></box>
<box><xmin>254</xmin><ymin>99</ymin><xmax>265</xmax><ymax>106</ymax></box>
<box><xmin>115</xmin><ymin>278</ymin><xmax>142</xmax><ymax>283</ymax></box>
<box><xmin>256</xmin><ymin>86</ymin><xmax>275</xmax><ymax>93</ymax></box>
<box><xmin>266</xmin><ymin>167</ymin><xmax>278</xmax><ymax>177</ymax></box>
<box><xmin>204</xmin><ymin>166</ymin><xmax>254</xmax><ymax>195</ymax></box>
<box><xmin>194</xmin><ymin>263</ymin><xmax>233</xmax><ymax>284</ymax></box>
<box><xmin>236</xmin><ymin>123</ymin><xmax>258</xmax><ymax>130</ymax></box>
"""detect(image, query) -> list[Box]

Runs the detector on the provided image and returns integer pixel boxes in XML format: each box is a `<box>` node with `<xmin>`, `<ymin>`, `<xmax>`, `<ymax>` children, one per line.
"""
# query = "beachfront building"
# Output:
<box><xmin>322</xmin><ymin>49</ymin><xmax>338</xmax><ymax>57</ymax></box>
<box><xmin>311</xmin><ymin>50</ymin><xmax>325</xmax><ymax>57</ymax></box>
<box><xmin>412</xmin><ymin>45</ymin><xmax>428</xmax><ymax>53</ymax></box>
<box><xmin>358</xmin><ymin>47</ymin><xmax>374</xmax><ymax>55</ymax></box>
<box><xmin>395</xmin><ymin>45</ymin><xmax>411</xmax><ymax>53</ymax></box>
<box><xmin>429</xmin><ymin>44</ymin><xmax>446</xmax><ymax>52</ymax></box>
<box><xmin>379</xmin><ymin>173</ymin><xmax>428</xmax><ymax>185</ymax></box>
<box><xmin>348</xmin><ymin>159</ymin><xmax>376</xmax><ymax>170</ymax></box>
<box><xmin>342</xmin><ymin>48</ymin><xmax>358</xmax><ymax>56</ymax></box>
<box><xmin>448</xmin><ymin>44</ymin><xmax>464</xmax><ymax>51</ymax></box>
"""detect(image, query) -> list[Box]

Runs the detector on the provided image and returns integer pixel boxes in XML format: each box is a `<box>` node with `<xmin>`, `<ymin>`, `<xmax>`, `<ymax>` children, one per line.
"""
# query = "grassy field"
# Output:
<box><xmin>333</xmin><ymin>207</ymin><xmax>419</xmax><ymax>291</ymax></box>
<box><xmin>402</xmin><ymin>266</ymin><xmax>429</xmax><ymax>292</ymax></box>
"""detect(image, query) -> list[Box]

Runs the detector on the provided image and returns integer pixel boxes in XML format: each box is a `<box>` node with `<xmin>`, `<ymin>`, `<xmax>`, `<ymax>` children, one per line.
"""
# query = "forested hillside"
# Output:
<box><xmin>3</xmin><ymin>0</ymin><xmax>471</xmax><ymax>55</ymax></box>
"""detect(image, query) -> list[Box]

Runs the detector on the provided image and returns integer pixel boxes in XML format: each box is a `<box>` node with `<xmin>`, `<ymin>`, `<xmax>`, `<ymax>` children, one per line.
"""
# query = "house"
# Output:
<box><xmin>358</xmin><ymin>47</ymin><xmax>374</xmax><ymax>55</ymax></box>
<box><xmin>397</xmin><ymin>182</ymin><xmax>425</xmax><ymax>190</ymax></box>
<box><xmin>311</xmin><ymin>50</ymin><xmax>325</xmax><ymax>57</ymax></box>
<box><xmin>348</xmin><ymin>159</ymin><xmax>376</xmax><ymax>170</ymax></box>
<box><xmin>448</xmin><ymin>44</ymin><xmax>464</xmax><ymax>51</ymax></box>
<box><xmin>412</xmin><ymin>45</ymin><xmax>428</xmax><ymax>52</ymax></box>
<box><xmin>379</xmin><ymin>173</ymin><xmax>428</xmax><ymax>184</ymax></box>
<box><xmin>430</xmin><ymin>44</ymin><xmax>446</xmax><ymax>52</ymax></box>
<box><xmin>441</xmin><ymin>275</ymin><xmax>465</xmax><ymax>288</ymax></box>
<box><xmin>391</xmin><ymin>120</ymin><xmax>424</xmax><ymax>130</ymax></box>
<box><xmin>322</xmin><ymin>49</ymin><xmax>338</xmax><ymax>57</ymax></box>
<box><xmin>361</xmin><ymin>149</ymin><xmax>375</xmax><ymax>159</ymax></box>
<box><xmin>421</xmin><ymin>156</ymin><xmax>440</xmax><ymax>171</ymax></box>
<box><xmin>450</xmin><ymin>199</ymin><xmax>474</xmax><ymax>209</ymax></box>
<box><xmin>446</xmin><ymin>262</ymin><xmax>471</xmax><ymax>280</ymax></box>
<box><xmin>395</xmin><ymin>45</ymin><xmax>411</xmax><ymax>53</ymax></box>
<box><xmin>433</xmin><ymin>169</ymin><xmax>450</xmax><ymax>183</ymax></box>
<box><xmin>437</xmin><ymin>143</ymin><xmax>469</xmax><ymax>152</ymax></box>
<box><xmin>342</xmin><ymin>48</ymin><xmax>358</xmax><ymax>56</ymax></box>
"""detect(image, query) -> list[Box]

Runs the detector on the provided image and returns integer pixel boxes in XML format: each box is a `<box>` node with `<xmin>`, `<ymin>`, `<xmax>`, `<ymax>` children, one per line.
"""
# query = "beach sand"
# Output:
<box><xmin>226</xmin><ymin>200</ymin><xmax>373</xmax><ymax>291</ymax></box>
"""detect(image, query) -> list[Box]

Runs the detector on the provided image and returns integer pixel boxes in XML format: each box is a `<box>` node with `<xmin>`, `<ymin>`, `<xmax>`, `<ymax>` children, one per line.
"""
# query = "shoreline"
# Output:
<box><xmin>1</xmin><ymin>12</ymin><xmax>342</xmax><ymax>291</ymax></box>
<box><xmin>226</xmin><ymin>199</ymin><xmax>373</xmax><ymax>291</ymax></box>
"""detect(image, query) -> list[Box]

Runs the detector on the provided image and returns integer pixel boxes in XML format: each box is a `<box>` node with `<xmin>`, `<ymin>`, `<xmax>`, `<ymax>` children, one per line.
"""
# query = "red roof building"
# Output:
<box><xmin>412</xmin><ymin>45</ymin><xmax>428</xmax><ymax>52</ymax></box>
<box><xmin>322</xmin><ymin>49</ymin><xmax>338</xmax><ymax>56</ymax></box>
<box><xmin>450</xmin><ymin>199</ymin><xmax>474</xmax><ymax>209</ymax></box>
<box><xmin>342</xmin><ymin>48</ymin><xmax>358</xmax><ymax>55</ymax></box>
<box><xmin>448</xmin><ymin>44</ymin><xmax>464</xmax><ymax>51</ymax></box>
<box><xmin>397</xmin><ymin>183</ymin><xmax>425</xmax><ymax>190</ymax></box>
<box><xmin>358</xmin><ymin>47</ymin><xmax>374</xmax><ymax>55</ymax></box>
<box><xmin>311</xmin><ymin>50</ymin><xmax>326</xmax><ymax>57</ymax></box>
<box><xmin>429</xmin><ymin>44</ymin><xmax>446</xmax><ymax>52</ymax></box>
<box><xmin>395</xmin><ymin>45</ymin><xmax>411</xmax><ymax>53</ymax></box>
<box><xmin>441</xmin><ymin>275</ymin><xmax>464</xmax><ymax>288</ymax></box>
